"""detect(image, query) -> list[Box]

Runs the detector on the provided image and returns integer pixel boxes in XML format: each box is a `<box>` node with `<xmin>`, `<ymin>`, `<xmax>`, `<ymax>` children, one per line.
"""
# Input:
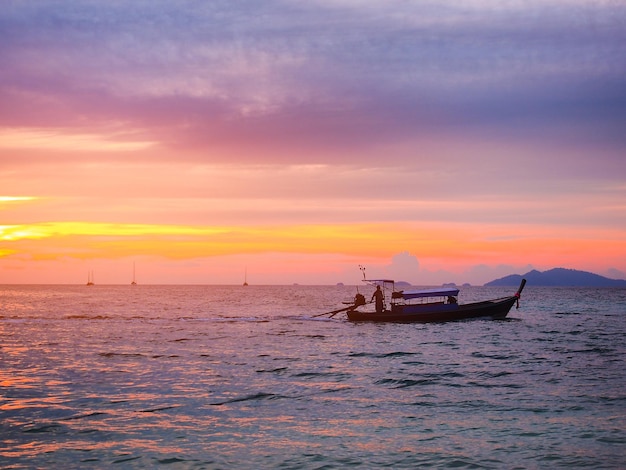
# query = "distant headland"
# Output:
<box><xmin>485</xmin><ymin>268</ymin><xmax>626</xmax><ymax>287</ymax></box>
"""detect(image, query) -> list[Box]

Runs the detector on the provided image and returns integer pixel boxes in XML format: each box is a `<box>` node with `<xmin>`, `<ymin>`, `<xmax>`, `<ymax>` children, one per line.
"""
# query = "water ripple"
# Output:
<box><xmin>1</xmin><ymin>285</ymin><xmax>624</xmax><ymax>469</ymax></box>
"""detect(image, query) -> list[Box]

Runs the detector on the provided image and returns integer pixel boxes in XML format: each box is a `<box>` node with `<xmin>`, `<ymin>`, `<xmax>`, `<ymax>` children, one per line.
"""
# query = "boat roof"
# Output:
<box><xmin>363</xmin><ymin>279</ymin><xmax>395</xmax><ymax>284</ymax></box>
<box><xmin>400</xmin><ymin>287</ymin><xmax>459</xmax><ymax>300</ymax></box>
<box><xmin>363</xmin><ymin>279</ymin><xmax>460</xmax><ymax>299</ymax></box>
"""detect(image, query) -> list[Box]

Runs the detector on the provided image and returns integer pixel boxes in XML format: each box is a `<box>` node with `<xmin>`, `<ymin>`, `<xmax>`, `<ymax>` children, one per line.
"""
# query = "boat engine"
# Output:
<box><xmin>353</xmin><ymin>293</ymin><xmax>366</xmax><ymax>307</ymax></box>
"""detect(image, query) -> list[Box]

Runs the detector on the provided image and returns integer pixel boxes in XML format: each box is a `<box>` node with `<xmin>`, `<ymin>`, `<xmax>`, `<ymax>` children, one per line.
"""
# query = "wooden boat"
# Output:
<box><xmin>345</xmin><ymin>278</ymin><xmax>526</xmax><ymax>323</ymax></box>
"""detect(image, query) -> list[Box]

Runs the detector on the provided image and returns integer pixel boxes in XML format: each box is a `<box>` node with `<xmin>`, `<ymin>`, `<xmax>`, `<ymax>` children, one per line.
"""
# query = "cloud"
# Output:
<box><xmin>0</xmin><ymin>128</ymin><xmax>155</xmax><ymax>152</ymax></box>
<box><xmin>1</xmin><ymin>0</ymin><xmax>624</xmax><ymax>163</ymax></box>
<box><xmin>386</xmin><ymin>251</ymin><xmax>420</xmax><ymax>281</ymax></box>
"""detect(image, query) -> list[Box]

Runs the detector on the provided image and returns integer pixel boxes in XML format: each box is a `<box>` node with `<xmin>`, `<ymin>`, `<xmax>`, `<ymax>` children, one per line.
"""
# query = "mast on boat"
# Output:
<box><xmin>131</xmin><ymin>262</ymin><xmax>137</xmax><ymax>285</ymax></box>
<box><xmin>243</xmin><ymin>267</ymin><xmax>248</xmax><ymax>286</ymax></box>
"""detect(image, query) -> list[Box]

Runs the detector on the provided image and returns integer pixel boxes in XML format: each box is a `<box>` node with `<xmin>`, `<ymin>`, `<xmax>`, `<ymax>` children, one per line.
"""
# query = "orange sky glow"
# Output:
<box><xmin>1</xmin><ymin>2</ymin><xmax>625</xmax><ymax>285</ymax></box>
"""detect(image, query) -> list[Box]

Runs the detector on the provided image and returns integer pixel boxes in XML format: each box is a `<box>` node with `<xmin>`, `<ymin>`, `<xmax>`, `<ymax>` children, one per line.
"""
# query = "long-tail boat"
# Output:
<box><xmin>343</xmin><ymin>278</ymin><xmax>526</xmax><ymax>323</ymax></box>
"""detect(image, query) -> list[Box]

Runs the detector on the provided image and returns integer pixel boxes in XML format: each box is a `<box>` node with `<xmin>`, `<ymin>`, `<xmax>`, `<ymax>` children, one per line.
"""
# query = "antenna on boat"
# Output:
<box><xmin>359</xmin><ymin>265</ymin><xmax>366</xmax><ymax>280</ymax></box>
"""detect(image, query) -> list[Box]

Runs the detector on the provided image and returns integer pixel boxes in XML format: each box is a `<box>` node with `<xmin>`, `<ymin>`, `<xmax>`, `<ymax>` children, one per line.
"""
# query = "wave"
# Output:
<box><xmin>210</xmin><ymin>392</ymin><xmax>289</xmax><ymax>406</ymax></box>
<box><xmin>348</xmin><ymin>351</ymin><xmax>419</xmax><ymax>358</ymax></box>
<box><xmin>256</xmin><ymin>367</ymin><xmax>288</xmax><ymax>374</ymax></box>
<box><xmin>59</xmin><ymin>412</ymin><xmax>107</xmax><ymax>421</ymax></box>
<box><xmin>22</xmin><ymin>423</ymin><xmax>63</xmax><ymax>434</ymax></box>
<box><xmin>290</xmin><ymin>371</ymin><xmax>350</xmax><ymax>379</ymax></box>
<box><xmin>210</xmin><ymin>386</ymin><xmax>349</xmax><ymax>406</ymax></box>
<box><xmin>98</xmin><ymin>352</ymin><xmax>146</xmax><ymax>358</ymax></box>
<box><xmin>377</xmin><ymin>378</ymin><xmax>439</xmax><ymax>388</ymax></box>
<box><xmin>138</xmin><ymin>405</ymin><xmax>180</xmax><ymax>413</ymax></box>
<box><xmin>65</xmin><ymin>315</ymin><xmax>112</xmax><ymax>320</ymax></box>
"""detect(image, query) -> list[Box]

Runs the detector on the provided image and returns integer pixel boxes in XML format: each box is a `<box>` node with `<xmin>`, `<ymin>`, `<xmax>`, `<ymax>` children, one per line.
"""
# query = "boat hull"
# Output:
<box><xmin>346</xmin><ymin>296</ymin><xmax>519</xmax><ymax>323</ymax></box>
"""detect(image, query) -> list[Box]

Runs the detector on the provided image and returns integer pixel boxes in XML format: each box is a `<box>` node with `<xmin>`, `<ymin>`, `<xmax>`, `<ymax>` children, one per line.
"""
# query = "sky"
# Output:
<box><xmin>1</xmin><ymin>0</ymin><xmax>625</xmax><ymax>285</ymax></box>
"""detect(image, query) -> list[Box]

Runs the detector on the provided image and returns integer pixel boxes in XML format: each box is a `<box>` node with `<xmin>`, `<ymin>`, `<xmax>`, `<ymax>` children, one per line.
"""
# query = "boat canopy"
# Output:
<box><xmin>399</xmin><ymin>287</ymin><xmax>459</xmax><ymax>300</ymax></box>
<box><xmin>363</xmin><ymin>279</ymin><xmax>395</xmax><ymax>284</ymax></box>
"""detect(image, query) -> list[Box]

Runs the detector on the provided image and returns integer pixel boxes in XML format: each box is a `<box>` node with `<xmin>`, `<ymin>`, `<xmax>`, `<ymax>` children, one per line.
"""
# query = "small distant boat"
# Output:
<box><xmin>86</xmin><ymin>270</ymin><xmax>95</xmax><ymax>286</ymax></box>
<box><xmin>339</xmin><ymin>278</ymin><xmax>526</xmax><ymax>323</ymax></box>
<box><xmin>131</xmin><ymin>262</ymin><xmax>137</xmax><ymax>285</ymax></box>
<box><xmin>243</xmin><ymin>268</ymin><xmax>248</xmax><ymax>286</ymax></box>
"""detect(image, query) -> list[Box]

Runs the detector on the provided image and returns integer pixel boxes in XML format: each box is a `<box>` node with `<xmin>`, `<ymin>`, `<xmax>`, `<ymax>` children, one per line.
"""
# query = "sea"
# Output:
<box><xmin>1</xmin><ymin>284</ymin><xmax>624</xmax><ymax>469</ymax></box>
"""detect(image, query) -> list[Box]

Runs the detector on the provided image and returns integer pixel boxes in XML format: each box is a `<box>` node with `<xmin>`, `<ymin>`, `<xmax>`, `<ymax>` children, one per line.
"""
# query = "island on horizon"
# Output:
<box><xmin>485</xmin><ymin>268</ymin><xmax>626</xmax><ymax>287</ymax></box>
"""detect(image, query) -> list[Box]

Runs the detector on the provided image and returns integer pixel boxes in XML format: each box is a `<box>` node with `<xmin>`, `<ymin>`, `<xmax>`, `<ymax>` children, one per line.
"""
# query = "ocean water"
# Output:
<box><xmin>1</xmin><ymin>284</ymin><xmax>625</xmax><ymax>469</ymax></box>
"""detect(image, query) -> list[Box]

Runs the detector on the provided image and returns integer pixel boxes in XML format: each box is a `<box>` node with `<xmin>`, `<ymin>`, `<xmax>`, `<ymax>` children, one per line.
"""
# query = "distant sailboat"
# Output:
<box><xmin>131</xmin><ymin>263</ymin><xmax>137</xmax><ymax>285</ymax></box>
<box><xmin>243</xmin><ymin>268</ymin><xmax>248</xmax><ymax>286</ymax></box>
<box><xmin>86</xmin><ymin>270</ymin><xmax>94</xmax><ymax>286</ymax></box>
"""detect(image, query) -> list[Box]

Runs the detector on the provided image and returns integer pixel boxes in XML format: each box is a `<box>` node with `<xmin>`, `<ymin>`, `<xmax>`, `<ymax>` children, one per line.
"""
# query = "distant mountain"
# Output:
<box><xmin>485</xmin><ymin>268</ymin><xmax>626</xmax><ymax>287</ymax></box>
<box><xmin>443</xmin><ymin>282</ymin><xmax>471</xmax><ymax>288</ymax></box>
